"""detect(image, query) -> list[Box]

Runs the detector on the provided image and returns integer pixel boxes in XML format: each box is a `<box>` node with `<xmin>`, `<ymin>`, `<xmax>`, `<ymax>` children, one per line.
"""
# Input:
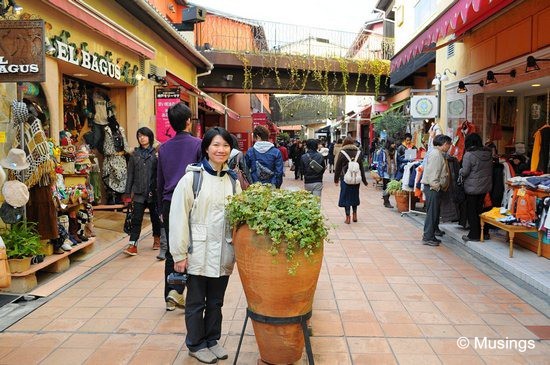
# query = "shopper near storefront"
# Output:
<box><xmin>301</xmin><ymin>138</ymin><xmax>326</xmax><ymax>197</ymax></box>
<box><xmin>334</xmin><ymin>137</ymin><xmax>368</xmax><ymax>224</ymax></box>
<box><xmin>460</xmin><ymin>133</ymin><xmax>493</xmax><ymax>242</ymax></box>
<box><xmin>170</xmin><ymin>127</ymin><xmax>240</xmax><ymax>364</ymax></box>
<box><xmin>395</xmin><ymin>133</ymin><xmax>416</xmax><ymax>181</ymax></box>
<box><xmin>245</xmin><ymin>125</ymin><xmax>284</xmax><ymax>188</ymax></box>
<box><xmin>157</xmin><ymin>102</ymin><xmax>202</xmax><ymax>311</ymax></box>
<box><xmin>421</xmin><ymin>134</ymin><xmax>452</xmax><ymax>246</ymax></box>
<box><xmin>123</xmin><ymin>127</ymin><xmax>162</xmax><ymax>256</ymax></box>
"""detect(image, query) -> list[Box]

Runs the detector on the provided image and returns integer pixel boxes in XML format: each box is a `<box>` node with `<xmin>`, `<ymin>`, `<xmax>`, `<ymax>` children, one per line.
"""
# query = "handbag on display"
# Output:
<box><xmin>123</xmin><ymin>203</ymin><xmax>133</xmax><ymax>235</ymax></box>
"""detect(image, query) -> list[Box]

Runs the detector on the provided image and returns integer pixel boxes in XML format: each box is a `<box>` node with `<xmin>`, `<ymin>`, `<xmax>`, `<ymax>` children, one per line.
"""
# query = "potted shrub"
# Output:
<box><xmin>385</xmin><ymin>179</ymin><xmax>410</xmax><ymax>213</ymax></box>
<box><xmin>2</xmin><ymin>222</ymin><xmax>43</xmax><ymax>273</ymax></box>
<box><xmin>226</xmin><ymin>183</ymin><xmax>329</xmax><ymax>364</ymax></box>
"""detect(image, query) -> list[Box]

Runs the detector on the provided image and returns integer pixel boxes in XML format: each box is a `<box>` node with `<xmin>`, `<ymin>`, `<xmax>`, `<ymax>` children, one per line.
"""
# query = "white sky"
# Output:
<box><xmin>190</xmin><ymin>0</ymin><xmax>379</xmax><ymax>33</ymax></box>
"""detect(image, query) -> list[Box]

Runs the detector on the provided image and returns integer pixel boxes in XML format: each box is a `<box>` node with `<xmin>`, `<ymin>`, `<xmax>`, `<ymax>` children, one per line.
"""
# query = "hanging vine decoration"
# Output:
<box><xmin>234</xmin><ymin>53</ymin><xmax>390</xmax><ymax>96</ymax></box>
<box><xmin>366</xmin><ymin>59</ymin><xmax>390</xmax><ymax>99</ymax></box>
<box><xmin>337</xmin><ymin>58</ymin><xmax>350</xmax><ymax>94</ymax></box>
<box><xmin>354</xmin><ymin>59</ymin><xmax>368</xmax><ymax>94</ymax></box>
<box><xmin>235</xmin><ymin>53</ymin><xmax>253</xmax><ymax>90</ymax></box>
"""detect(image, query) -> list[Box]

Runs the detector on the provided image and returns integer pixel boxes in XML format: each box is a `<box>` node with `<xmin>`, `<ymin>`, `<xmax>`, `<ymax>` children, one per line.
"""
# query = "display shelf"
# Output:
<box><xmin>10</xmin><ymin>238</ymin><xmax>95</xmax><ymax>277</ymax></box>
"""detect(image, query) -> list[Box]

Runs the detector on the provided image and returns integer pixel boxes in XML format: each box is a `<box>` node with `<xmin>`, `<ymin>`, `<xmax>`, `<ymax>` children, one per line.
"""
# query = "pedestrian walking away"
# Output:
<box><xmin>334</xmin><ymin>137</ymin><xmax>368</xmax><ymax>224</ymax></box>
<box><xmin>301</xmin><ymin>138</ymin><xmax>326</xmax><ymax>198</ymax></box>
<box><xmin>245</xmin><ymin>125</ymin><xmax>284</xmax><ymax>188</ymax></box>
<box><xmin>421</xmin><ymin>134</ymin><xmax>452</xmax><ymax>246</ymax></box>
<box><xmin>157</xmin><ymin>101</ymin><xmax>202</xmax><ymax>311</ymax></box>
<box><xmin>123</xmin><ymin>127</ymin><xmax>162</xmax><ymax>256</ymax></box>
<box><xmin>170</xmin><ymin>127</ymin><xmax>241</xmax><ymax>364</ymax></box>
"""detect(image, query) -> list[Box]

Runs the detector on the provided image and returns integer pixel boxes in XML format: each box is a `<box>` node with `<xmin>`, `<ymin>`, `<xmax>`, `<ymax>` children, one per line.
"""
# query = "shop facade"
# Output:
<box><xmin>0</xmin><ymin>0</ymin><xmax>212</xmax><ymax>290</ymax></box>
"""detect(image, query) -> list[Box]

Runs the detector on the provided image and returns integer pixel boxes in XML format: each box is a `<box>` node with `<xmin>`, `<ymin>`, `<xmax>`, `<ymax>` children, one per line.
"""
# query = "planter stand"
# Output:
<box><xmin>234</xmin><ymin>309</ymin><xmax>314</xmax><ymax>365</ymax></box>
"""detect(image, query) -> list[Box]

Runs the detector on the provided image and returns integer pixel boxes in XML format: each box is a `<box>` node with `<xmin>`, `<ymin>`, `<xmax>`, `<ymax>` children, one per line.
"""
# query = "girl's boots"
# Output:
<box><xmin>383</xmin><ymin>194</ymin><xmax>394</xmax><ymax>208</ymax></box>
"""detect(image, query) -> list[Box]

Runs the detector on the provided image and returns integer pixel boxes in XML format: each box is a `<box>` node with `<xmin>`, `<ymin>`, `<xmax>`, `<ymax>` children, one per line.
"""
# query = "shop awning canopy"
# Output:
<box><xmin>166</xmin><ymin>72</ymin><xmax>240</xmax><ymax>120</ymax></box>
<box><xmin>278</xmin><ymin>125</ymin><xmax>302</xmax><ymax>131</ymax></box>
<box><xmin>391</xmin><ymin>0</ymin><xmax>516</xmax><ymax>71</ymax></box>
<box><xmin>390</xmin><ymin>50</ymin><xmax>435</xmax><ymax>86</ymax></box>
<box><xmin>315</xmin><ymin>125</ymin><xmax>331</xmax><ymax>134</ymax></box>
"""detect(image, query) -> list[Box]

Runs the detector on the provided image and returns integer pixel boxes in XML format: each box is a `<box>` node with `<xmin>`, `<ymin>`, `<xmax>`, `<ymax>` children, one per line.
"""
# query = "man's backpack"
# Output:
<box><xmin>253</xmin><ymin>149</ymin><xmax>275</xmax><ymax>181</ymax></box>
<box><xmin>340</xmin><ymin>150</ymin><xmax>361</xmax><ymax>185</ymax></box>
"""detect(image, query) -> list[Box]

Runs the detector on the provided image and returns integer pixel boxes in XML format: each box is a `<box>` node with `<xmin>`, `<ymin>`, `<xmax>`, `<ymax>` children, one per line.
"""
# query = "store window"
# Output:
<box><xmin>484</xmin><ymin>96</ymin><xmax>517</xmax><ymax>154</ymax></box>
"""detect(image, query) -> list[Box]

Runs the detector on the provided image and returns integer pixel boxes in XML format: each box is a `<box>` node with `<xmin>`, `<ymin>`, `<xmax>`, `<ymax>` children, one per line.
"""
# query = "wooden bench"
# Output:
<box><xmin>480</xmin><ymin>216</ymin><xmax>542</xmax><ymax>258</ymax></box>
<box><xmin>6</xmin><ymin>238</ymin><xmax>95</xmax><ymax>293</ymax></box>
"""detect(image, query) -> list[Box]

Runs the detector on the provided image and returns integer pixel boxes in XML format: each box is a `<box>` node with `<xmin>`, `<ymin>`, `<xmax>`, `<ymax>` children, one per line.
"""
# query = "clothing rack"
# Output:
<box><xmin>400</xmin><ymin>191</ymin><xmax>426</xmax><ymax>217</ymax></box>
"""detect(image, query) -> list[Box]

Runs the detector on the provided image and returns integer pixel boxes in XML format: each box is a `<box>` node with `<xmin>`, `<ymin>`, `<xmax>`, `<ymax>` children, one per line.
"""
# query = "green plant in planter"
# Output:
<box><xmin>226</xmin><ymin>183</ymin><xmax>329</xmax><ymax>275</ymax></box>
<box><xmin>385</xmin><ymin>179</ymin><xmax>404</xmax><ymax>195</ymax></box>
<box><xmin>1</xmin><ymin>221</ymin><xmax>43</xmax><ymax>259</ymax></box>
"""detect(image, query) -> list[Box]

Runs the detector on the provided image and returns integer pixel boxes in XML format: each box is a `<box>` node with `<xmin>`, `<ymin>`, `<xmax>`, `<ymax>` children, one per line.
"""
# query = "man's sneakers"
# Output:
<box><xmin>434</xmin><ymin>229</ymin><xmax>445</xmax><ymax>236</ymax></box>
<box><xmin>123</xmin><ymin>244</ymin><xmax>137</xmax><ymax>256</ymax></box>
<box><xmin>165</xmin><ymin>301</ymin><xmax>176</xmax><ymax>311</ymax></box>
<box><xmin>422</xmin><ymin>237</ymin><xmax>441</xmax><ymax>246</ymax></box>
<box><xmin>208</xmin><ymin>343</ymin><xmax>228</xmax><ymax>360</ymax></box>
<box><xmin>167</xmin><ymin>289</ymin><xmax>185</xmax><ymax>309</ymax></box>
<box><xmin>188</xmin><ymin>348</ymin><xmax>217</xmax><ymax>364</ymax></box>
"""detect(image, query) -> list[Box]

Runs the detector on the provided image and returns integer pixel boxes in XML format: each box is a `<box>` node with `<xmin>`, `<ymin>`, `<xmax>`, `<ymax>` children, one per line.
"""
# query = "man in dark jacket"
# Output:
<box><xmin>245</xmin><ymin>125</ymin><xmax>284</xmax><ymax>188</ymax></box>
<box><xmin>157</xmin><ymin>102</ymin><xmax>201</xmax><ymax>311</ymax></box>
<box><xmin>301</xmin><ymin>138</ymin><xmax>326</xmax><ymax>197</ymax></box>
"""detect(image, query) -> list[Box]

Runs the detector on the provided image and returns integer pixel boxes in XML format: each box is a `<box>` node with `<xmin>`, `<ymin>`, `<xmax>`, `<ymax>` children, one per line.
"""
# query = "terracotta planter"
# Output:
<box><xmin>233</xmin><ymin>225</ymin><xmax>324</xmax><ymax>364</ymax></box>
<box><xmin>394</xmin><ymin>191</ymin><xmax>410</xmax><ymax>213</ymax></box>
<box><xmin>8</xmin><ymin>257</ymin><xmax>31</xmax><ymax>273</ymax></box>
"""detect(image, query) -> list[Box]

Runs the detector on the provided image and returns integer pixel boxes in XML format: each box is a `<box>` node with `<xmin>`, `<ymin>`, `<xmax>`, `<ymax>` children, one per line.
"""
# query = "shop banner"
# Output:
<box><xmin>155</xmin><ymin>87</ymin><xmax>180</xmax><ymax>143</ymax></box>
<box><xmin>235</xmin><ymin>133</ymin><xmax>249</xmax><ymax>151</ymax></box>
<box><xmin>252</xmin><ymin>112</ymin><xmax>268</xmax><ymax>128</ymax></box>
<box><xmin>0</xmin><ymin>20</ymin><xmax>45</xmax><ymax>83</ymax></box>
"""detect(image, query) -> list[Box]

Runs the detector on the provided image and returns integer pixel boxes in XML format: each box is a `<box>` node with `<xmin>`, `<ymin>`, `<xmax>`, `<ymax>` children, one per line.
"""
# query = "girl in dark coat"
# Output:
<box><xmin>334</xmin><ymin>137</ymin><xmax>368</xmax><ymax>224</ymax></box>
<box><xmin>123</xmin><ymin>127</ymin><xmax>162</xmax><ymax>255</ymax></box>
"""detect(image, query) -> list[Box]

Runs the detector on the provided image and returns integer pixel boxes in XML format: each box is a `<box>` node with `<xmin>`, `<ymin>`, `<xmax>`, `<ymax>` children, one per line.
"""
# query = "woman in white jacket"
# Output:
<box><xmin>170</xmin><ymin>127</ymin><xmax>241</xmax><ymax>364</ymax></box>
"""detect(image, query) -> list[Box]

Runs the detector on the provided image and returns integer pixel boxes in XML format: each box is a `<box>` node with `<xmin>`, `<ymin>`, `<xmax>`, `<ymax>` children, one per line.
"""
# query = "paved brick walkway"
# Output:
<box><xmin>0</xmin><ymin>172</ymin><xmax>549</xmax><ymax>364</ymax></box>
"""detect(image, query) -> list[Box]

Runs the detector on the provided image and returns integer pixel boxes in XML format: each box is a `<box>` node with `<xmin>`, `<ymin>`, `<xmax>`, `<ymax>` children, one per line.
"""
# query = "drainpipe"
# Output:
<box><xmin>223</xmin><ymin>94</ymin><xmax>228</xmax><ymax>130</ymax></box>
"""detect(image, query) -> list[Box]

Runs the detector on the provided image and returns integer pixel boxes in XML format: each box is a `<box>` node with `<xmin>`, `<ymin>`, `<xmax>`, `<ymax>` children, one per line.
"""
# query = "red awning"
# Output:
<box><xmin>200</xmin><ymin>94</ymin><xmax>240</xmax><ymax>121</ymax></box>
<box><xmin>166</xmin><ymin>72</ymin><xmax>240</xmax><ymax>120</ymax></box>
<box><xmin>165</xmin><ymin>73</ymin><xmax>202</xmax><ymax>94</ymax></box>
<box><xmin>391</xmin><ymin>0</ymin><xmax>516</xmax><ymax>71</ymax></box>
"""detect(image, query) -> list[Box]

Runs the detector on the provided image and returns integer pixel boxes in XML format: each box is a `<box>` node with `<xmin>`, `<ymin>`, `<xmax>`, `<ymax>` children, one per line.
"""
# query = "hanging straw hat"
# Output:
<box><xmin>0</xmin><ymin>148</ymin><xmax>29</xmax><ymax>170</ymax></box>
<box><xmin>2</xmin><ymin>180</ymin><xmax>29</xmax><ymax>208</ymax></box>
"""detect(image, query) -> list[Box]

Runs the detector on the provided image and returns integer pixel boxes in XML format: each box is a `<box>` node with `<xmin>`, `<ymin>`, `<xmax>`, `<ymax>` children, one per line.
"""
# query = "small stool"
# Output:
<box><xmin>233</xmin><ymin>308</ymin><xmax>314</xmax><ymax>365</ymax></box>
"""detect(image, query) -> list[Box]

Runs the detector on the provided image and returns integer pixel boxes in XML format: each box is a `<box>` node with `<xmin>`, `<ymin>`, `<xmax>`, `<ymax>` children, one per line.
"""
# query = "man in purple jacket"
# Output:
<box><xmin>157</xmin><ymin>102</ymin><xmax>201</xmax><ymax>311</ymax></box>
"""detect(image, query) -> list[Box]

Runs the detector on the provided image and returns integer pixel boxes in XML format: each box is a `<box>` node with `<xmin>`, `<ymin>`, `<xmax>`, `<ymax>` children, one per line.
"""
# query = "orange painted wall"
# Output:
<box><xmin>465</xmin><ymin>1</ymin><xmax>550</xmax><ymax>73</ymax></box>
<box><xmin>195</xmin><ymin>15</ymin><xmax>256</xmax><ymax>51</ymax></box>
<box><xmin>147</xmin><ymin>0</ymin><xmax>183</xmax><ymax>23</ymax></box>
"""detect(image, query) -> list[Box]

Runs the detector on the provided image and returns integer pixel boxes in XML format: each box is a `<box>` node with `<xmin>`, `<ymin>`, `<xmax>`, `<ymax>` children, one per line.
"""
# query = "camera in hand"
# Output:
<box><xmin>167</xmin><ymin>272</ymin><xmax>188</xmax><ymax>285</ymax></box>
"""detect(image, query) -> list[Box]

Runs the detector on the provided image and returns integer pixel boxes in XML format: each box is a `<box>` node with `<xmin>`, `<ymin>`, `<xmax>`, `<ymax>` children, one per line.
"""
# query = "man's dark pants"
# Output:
<box><xmin>423</xmin><ymin>187</ymin><xmax>441</xmax><ymax>241</ymax></box>
<box><xmin>162</xmin><ymin>201</ymin><xmax>184</xmax><ymax>300</ymax></box>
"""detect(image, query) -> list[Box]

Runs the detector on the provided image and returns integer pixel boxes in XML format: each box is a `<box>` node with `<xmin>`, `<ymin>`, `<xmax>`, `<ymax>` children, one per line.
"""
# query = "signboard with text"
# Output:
<box><xmin>155</xmin><ymin>87</ymin><xmax>180</xmax><ymax>143</ymax></box>
<box><xmin>0</xmin><ymin>20</ymin><xmax>45</xmax><ymax>83</ymax></box>
<box><xmin>235</xmin><ymin>133</ymin><xmax>249</xmax><ymax>151</ymax></box>
<box><xmin>251</xmin><ymin>112</ymin><xmax>268</xmax><ymax>128</ymax></box>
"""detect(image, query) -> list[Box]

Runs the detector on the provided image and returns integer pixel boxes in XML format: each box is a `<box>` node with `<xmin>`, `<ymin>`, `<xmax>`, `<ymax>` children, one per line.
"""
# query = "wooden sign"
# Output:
<box><xmin>0</xmin><ymin>19</ymin><xmax>45</xmax><ymax>83</ymax></box>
